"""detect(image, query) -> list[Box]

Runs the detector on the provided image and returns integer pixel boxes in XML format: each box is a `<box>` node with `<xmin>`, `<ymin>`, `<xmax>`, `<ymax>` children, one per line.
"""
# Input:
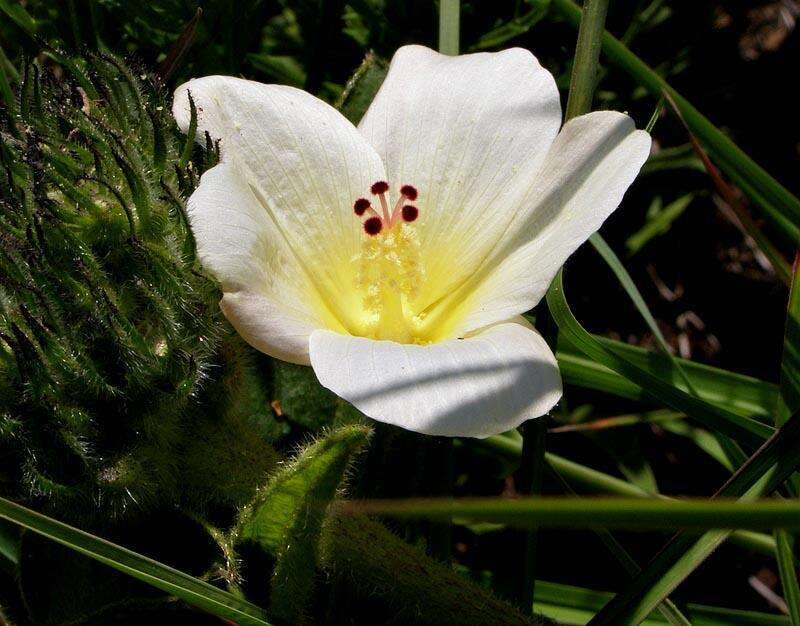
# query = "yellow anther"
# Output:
<box><xmin>354</xmin><ymin>223</ymin><xmax>424</xmax><ymax>341</ymax></box>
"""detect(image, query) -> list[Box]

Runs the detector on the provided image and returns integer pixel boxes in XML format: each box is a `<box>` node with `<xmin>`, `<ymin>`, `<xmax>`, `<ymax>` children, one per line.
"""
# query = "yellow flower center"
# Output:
<box><xmin>349</xmin><ymin>181</ymin><xmax>428</xmax><ymax>343</ymax></box>
<box><xmin>354</xmin><ymin>222</ymin><xmax>424</xmax><ymax>342</ymax></box>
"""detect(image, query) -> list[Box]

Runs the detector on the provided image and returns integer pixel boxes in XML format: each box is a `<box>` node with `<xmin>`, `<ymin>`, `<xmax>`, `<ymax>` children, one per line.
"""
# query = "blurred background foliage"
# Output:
<box><xmin>0</xmin><ymin>0</ymin><xmax>798</xmax><ymax>624</ymax></box>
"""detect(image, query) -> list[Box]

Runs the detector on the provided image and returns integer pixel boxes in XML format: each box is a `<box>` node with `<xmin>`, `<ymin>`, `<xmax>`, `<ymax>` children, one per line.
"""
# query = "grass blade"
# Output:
<box><xmin>469</xmin><ymin>0</ymin><xmax>550</xmax><ymax>51</ymax></box>
<box><xmin>625</xmin><ymin>192</ymin><xmax>696</xmax><ymax>256</ymax></box>
<box><xmin>780</xmin><ymin>253</ymin><xmax>800</xmax><ymax>422</ymax></box>
<box><xmin>517</xmin><ymin>417</ymin><xmax>549</xmax><ymax>607</ymax></box>
<box><xmin>663</xmin><ymin>93</ymin><xmax>792</xmax><ymax>285</ymax></box>
<box><xmin>548</xmin><ymin>408</ymin><xmax>684</xmax><ymax>434</ymax></box>
<box><xmin>548</xmin><ymin>467</ymin><xmax>691</xmax><ymax>625</ymax></box>
<box><xmin>564</xmin><ymin>0</ymin><xmax>609</xmax><ymax>120</ymax></box>
<box><xmin>550</xmin><ymin>408</ymin><xmax>736</xmax><ymax>473</ymax></box>
<box><xmin>549</xmin><ymin>0</ymin><xmax>800</xmax><ymax>243</ymax></box>
<box><xmin>0</xmin><ymin>497</ymin><xmax>273</xmax><ymax>626</ymax></box>
<box><xmin>473</xmin><ymin>435</ymin><xmax>780</xmax><ymax>559</ymax></box>
<box><xmin>587</xmin><ymin>411</ymin><xmax>800</xmax><ymax>625</ymax></box>
<box><xmin>0</xmin><ymin>43</ymin><xmax>15</xmax><ymax>116</ymax></box>
<box><xmin>660</xmin><ymin>418</ymin><xmax>736</xmax><ymax>471</ymax></box>
<box><xmin>0</xmin><ymin>519</ymin><xmax>19</xmax><ymax>567</ymax></box>
<box><xmin>589</xmin><ymin>233</ymin><xmax>697</xmax><ymax>394</ymax></box>
<box><xmin>559</xmin><ymin>334</ymin><xmax>779</xmax><ymax>421</ymax></box>
<box><xmin>589</xmin><ymin>235</ymin><xmax>668</xmax><ymax>356</ymax></box>
<box><xmin>438</xmin><ymin>0</ymin><xmax>460</xmax><ymax>55</ymax></box>
<box><xmin>775</xmin><ymin>530</ymin><xmax>800</xmax><ymax>625</ymax></box>
<box><xmin>0</xmin><ymin>0</ymin><xmax>38</xmax><ymax>37</ymax></box>
<box><xmin>534</xmin><ymin>579</ymin><xmax>790</xmax><ymax>625</ymax></box>
<box><xmin>340</xmin><ymin>497</ymin><xmax>800</xmax><ymax>531</ymax></box>
<box><xmin>546</xmin><ymin>269</ymin><xmax>773</xmax><ymax>446</ymax></box>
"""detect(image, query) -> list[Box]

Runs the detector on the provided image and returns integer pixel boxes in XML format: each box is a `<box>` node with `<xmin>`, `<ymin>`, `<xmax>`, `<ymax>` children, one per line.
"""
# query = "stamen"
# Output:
<box><xmin>400</xmin><ymin>185</ymin><xmax>418</xmax><ymax>201</ymax></box>
<box><xmin>353</xmin><ymin>198</ymin><xmax>371</xmax><ymax>216</ymax></box>
<box><xmin>355</xmin><ymin>182</ymin><xmax>421</xmax><ymax>232</ymax></box>
<box><xmin>390</xmin><ymin>184</ymin><xmax>420</xmax><ymax>226</ymax></box>
<box><xmin>401</xmin><ymin>205</ymin><xmax>419</xmax><ymax>222</ymax></box>
<box><xmin>364</xmin><ymin>216</ymin><xmax>383</xmax><ymax>236</ymax></box>
<box><xmin>371</xmin><ymin>181</ymin><xmax>391</xmax><ymax>223</ymax></box>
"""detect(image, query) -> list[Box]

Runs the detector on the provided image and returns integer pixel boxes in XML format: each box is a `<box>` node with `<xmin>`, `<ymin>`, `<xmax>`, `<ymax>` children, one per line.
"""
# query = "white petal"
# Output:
<box><xmin>220</xmin><ymin>292</ymin><xmax>318</xmax><ymax>365</ymax></box>
<box><xmin>442</xmin><ymin>111</ymin><xmax>652</xmax><ymax>337</ymax></box>
<box><xmin>188</xmin><ymin>161</ymin><xmax>328</xmax><ymax>364</ymax></box>
<box><xmin>173</xmin><ymin>76</ymin><xmax>386</xmax><ymax>332</ymax></box>
<box><xmin>309</xmin><ymin>321</ymin><xmax>562</xmax><ymax>438</ymax></box>
<box><xmin>358</xmin><ymin>45</ymin><xmax>561</xmax><ymax>310</ymax></box>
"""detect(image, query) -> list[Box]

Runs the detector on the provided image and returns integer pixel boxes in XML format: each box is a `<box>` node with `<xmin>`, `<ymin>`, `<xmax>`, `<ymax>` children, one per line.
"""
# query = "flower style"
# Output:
<box><xmin>173</xmin><ymin>45</ymin><xmax>651</xmax><ymax>438</ymax></box>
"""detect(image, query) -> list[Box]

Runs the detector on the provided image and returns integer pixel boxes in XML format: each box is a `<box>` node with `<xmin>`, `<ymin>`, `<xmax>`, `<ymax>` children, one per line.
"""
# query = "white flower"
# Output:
<box><xmin>173</xmin><ymin>45</ymin><xmax>651</xmax><ymax>438</ymax></box>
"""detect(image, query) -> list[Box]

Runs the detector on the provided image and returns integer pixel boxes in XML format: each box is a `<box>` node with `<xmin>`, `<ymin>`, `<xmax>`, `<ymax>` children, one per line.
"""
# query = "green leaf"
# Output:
<box><xmin>235</xmin><ymin>425</ymin><xmax>371</xmax><ymax>624</ymax></box>
<box><xmin>0</xmin><ymin>497</ymin><xmax>273</xmax><ymax>626</ymax></box>
<box><xmin>780</xmin><ymin>254</ymin><xmax>800</xmax><ymax>422</ymax></box>
<box><xmin>547</xmin><ymin>269</ymin><xmax>773</xmax><ymax>446</ymax></box>
<box><xmin>474</xmin><ymin>435</ymin><xmax>779</xmax><ymax>559</ymax></box>
<box><xmin>273</xmin><ymin>361</ymin><xmax>339</xmax><ymax>430</ymax></box>
<box><xmin>181</xmin><ymin>335</ymin><xmax>281</xmax><ymax>511</ymax></box>
<box><xmin>335</xmin><ymin>52</ymin><xmax>387</xmax><ymax>125</ymax></box>
<box><xmin>775</xmin><ymin>530</ymin><xmax>800</xmax><ymax>625</ymax></box>
<box><xmin>660</xmin><ymin>419</ymin><xmax>735</xmax><ymax>471</ymax></box>
<box><xmin>246</xmin><ymin>53</ymin><xmax>306</xmax><ymax>87</ymax></box>
<box><xmin>0</xmin><ymin>519</ymin><xmax>19</xmax><ymax>567</ymax></box>
<box><xmin>558</xmin><ymin>335</ymin><xmax>778</xmax><ymax>422</ymax></box>
<box><xmin>550</xmin><ymin>0</ymin><xmax>800</xmax><ymax>243</ymax></box>
<box><xmin>340</xmin><ymin>497</ymin><xmax>800</xmax><ymax>531</ymax></box>
<box><xmin>0</xmin><ymin>0</ymin><xmax>37</xmax><ymax>37</ymax></box>
<box><xmin>470</xmin><ymin>0</ymin><xmax>550</xmax><ymax>51</ymax></box>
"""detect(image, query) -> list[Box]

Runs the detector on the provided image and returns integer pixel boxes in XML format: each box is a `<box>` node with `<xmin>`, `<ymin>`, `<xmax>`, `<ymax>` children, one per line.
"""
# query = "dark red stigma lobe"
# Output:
<box><xmin>400</xmin><ymin>185</ymin><xmax>418</xmax><ymax>201</ymax></box>
<box><xmin>401</xmin><ymin>205</ymin><xmax>419</xmax><ymax>222</ymax></box>
<box><xmin>353</xmin><ymin>198</ymin><xmax>371</xmax><ymax>216</ymax></box>
<box><xmin>370</xmin><ymin>181</ymin><xmax>390</xmax><ymax>195</ymax></box>
<box><xmin>364</xmin><ymin>216</ymin><xmax>383</xmax><ymax>235</ymax></box>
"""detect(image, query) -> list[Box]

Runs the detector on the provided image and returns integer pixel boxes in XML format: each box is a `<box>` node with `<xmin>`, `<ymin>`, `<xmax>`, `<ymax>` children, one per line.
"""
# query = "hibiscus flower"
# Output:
<box><xmin>173</xmin><ymin>45</ymin><xmax>650</xmax><ymax>438</ymax></box>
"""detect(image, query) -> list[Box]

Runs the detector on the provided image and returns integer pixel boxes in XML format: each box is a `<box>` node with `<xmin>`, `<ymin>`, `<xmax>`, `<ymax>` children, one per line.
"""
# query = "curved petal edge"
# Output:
<box><xmin>309</xmin><ymin>321</ymin><xmax>562</xmax><ymax>438</ymax></box>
